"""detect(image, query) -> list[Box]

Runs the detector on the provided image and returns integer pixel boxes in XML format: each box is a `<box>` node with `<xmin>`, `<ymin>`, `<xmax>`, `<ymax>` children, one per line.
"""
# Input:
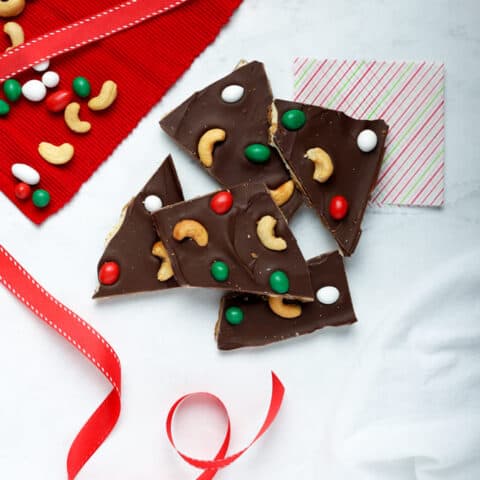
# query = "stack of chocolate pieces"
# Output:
<box><xmin>94</xmin><ymin>61</ymin><xmax>389</xmax><ymax>350</ymax></box>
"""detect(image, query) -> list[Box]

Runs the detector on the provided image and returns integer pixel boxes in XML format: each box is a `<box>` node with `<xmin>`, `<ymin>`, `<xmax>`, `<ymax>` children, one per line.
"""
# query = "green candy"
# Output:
<box><xmin>225</xmin><ymin>306</ymin><xmax>244</xmax><ymax>325</ymax></box>
<box><xmin>32</xmin><ymin>189</ymin><xmax>51</xmax><ymax>208</ymax></box>
<box><xmin>0</xmin><ymin>100</ymin><xmax>10</xmax><ymax>117</ymax></box>
<box><xmin>3</xmin><ymin>79</ymin><xmax>22</xmax><ymax>102</ymax></box>
<box><xmin>269</xmin><ymin>270</ymin><xmax>290</xmax><ymax>294</ymax></box>
<box><xmin>244</xmin><ymin>143</ymin><xmax>271</xmax><ymax>164</ymax></box>
<box><xmin>281</xmin><ymin>109</ymin><xmax>306</xmax><ymax>130</ymax></box>
<box><xmin>211</xmin><ymin>260</ymin><xmax>229</xmax><ymax>282</ymax></box>
<box><xmin>72</xmin><ymin>76</ymin><xmax>91</xmax><ymax>98</ymax></box>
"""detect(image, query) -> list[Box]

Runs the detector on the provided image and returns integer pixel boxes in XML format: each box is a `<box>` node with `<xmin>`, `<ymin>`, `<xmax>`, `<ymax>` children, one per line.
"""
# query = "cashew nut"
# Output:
<box><xmin>38</xmin><ymin>142</ymin><xmax>75</xmax><ymax>165</ymax></box>
<box><xmin>173</xmin><ymin>219</ymin><xmax>208</xmax><ymax>247</ymax></box>
<box><xmin>152</xmin><ymin>241</ymin><xmax>174</xmax><ymax>281</ymax></box>
<box><xmin>88</xmin><ymin>80</ymin><xmax>118</xmax><ymax>111</ymax></box>
<box><xmin>197</xmin><ymin>128</ymin><xmax>226</xmax><ymax>167</ymax></box>
<box><xmin>4</xmin><ymin>21</ymin><xmax>24</xmax><ymax>51</ymax></box>
<box><xmin>269</xmin><ymin>180</ymin><xmax>295</xmax><ymax>207</ymax></box>
<box><xmin>305</xmin><ymin>147</ymin><xmax>334</xmax><ymax>183</ymax></box>
<box><xmin>256</xmin><ymin>215</ymin><xmax>287</xmax><ymax>251</ymax></box>
<box><xmin>64</xmin><ymin>102</ymin><xmax>91</xmax><ymax>133</ymax></box>
<box><xmin>0</xmin><ymin>0</ymin><xmax>25</xmax><ymax>18</ymax></box>
<box><xmin>268</xmin><ymin>296</ymin><xmax>302</xmax><ymax>319</ymax></box>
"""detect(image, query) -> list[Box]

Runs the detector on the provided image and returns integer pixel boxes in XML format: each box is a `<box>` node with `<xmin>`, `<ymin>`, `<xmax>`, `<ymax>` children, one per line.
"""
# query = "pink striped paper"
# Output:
<box><xmin>293</xmin><ymin>58</ymin><xmax>445</xmax><ymax>207</ymax></box>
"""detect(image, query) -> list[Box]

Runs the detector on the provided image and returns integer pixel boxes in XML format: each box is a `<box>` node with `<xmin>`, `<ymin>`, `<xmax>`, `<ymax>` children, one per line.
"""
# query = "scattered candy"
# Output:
<box><xmin>14</xmin><ymin>182</ymin><xmax>31</xmax><ymax>200</ymax></box>
<box><xmin>221</xmin><ymin>84</ymin><xmax>244</xmax><ymax>103</ymax></box>
<box><xmin>11</xmin><ymin>163</ymin><xmax>40</xmax><ymax>185</ymax></box>
<box><xmin>3</xmin><ymin>79</ymin><xmax>22</xmax><ymax>102</ymax></box>
<box><xmin>0</xmin><ymin>99</ymin><xmax>10</xmax><ymax>116</ymax></box>
<box><xmin>46</xmin><ymin>89</ymin><xmax>73</xmax><ymax>112</ymax></box>
<box><xmin>316</xmin><ymin>286</ymin><xmax>340</xmax><ymax>305</ymax></box>
<box><xmin>281</xmin><ymin>109</ymin><xmax>306</xmax><ymax>130</ymax></box>
<box><xmin>269</xmin><ymin>270</ymin><xmax>289</xmax><ymax>294</ymax></box>
<box><xmin>41</xmin><ymin>71</ymin><xmax>60</xmax><ymax>88</ymax></box>
<box><xmin>210</xmin><ymin>190</ymin><xmax>233</xmax><ymax>214</ymax></box>
<box><xmin>329</xmin><ymin>195</ymin><xmax>349</xmax><ymax>220</ymax></box>
<box><xmin>32</xmin><ymin>189</ymin><xmax>50</xmax><ymax>208</ymax></box>
<box><xmin>22</xmin><ymin>79</ymin><xmax>47</xmax><ymax>102</ymax></box>
<box><xmin>357</xmin><ymin>129</ymin><xmax>378</xmax><ymax>152</ymax></box>
<box><xmin>244</xmin><ymin>143</ymin><xmax>271</xmax><ymax>164</ymax></box>
<box><xmin>72</xmin><ymin>76</ymin><xmax>91</xmax><ymax>98</ymax></box>
<box><xmin>143</xmin><ymin>194</ymin><xmax>163</xmax><ymax>213</ymax></box>
<box><xmin>32</xmin><ymin>60</ymin><xmax>50</xmax><ymax>72</ymax></box>
<box><xmin>225</xmin><ymin>306</ymin><xmax>244</xmax><ymax>325</ymax></box>
<box><xmin>98</xmin><ymin>261</ymin><xmax>120</xmax><ymax>285</ymax></box>
<box><xmin>211</xmin><ymin>260</ymin><xmax>229</xmax><ymax>282</ymax></box>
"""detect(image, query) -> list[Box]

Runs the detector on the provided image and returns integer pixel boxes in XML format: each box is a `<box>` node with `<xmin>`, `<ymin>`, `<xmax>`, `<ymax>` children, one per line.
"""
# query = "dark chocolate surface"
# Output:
<box><xmin>160</xmin><ymin>61</ymin><xmax>303</xmax><ymax>219</ymax></box>
<box><xmin>93</xmin><ymin>155</ymin><xmax>184</xmax><ymax>298</ymax></box>
<box><xmin>273</xmin><ymin>99</ymin><xmax>389</xmax><ymax>255</ymax></box>
<box><xmin>153</xmin><ymin>182</ymin><xmax>313</xmax><ymax>300</ymax></box>
<box><xmin>216</xmin><ymin>252</ymin><xmax>357</xmax><ymax>350</ymax></box>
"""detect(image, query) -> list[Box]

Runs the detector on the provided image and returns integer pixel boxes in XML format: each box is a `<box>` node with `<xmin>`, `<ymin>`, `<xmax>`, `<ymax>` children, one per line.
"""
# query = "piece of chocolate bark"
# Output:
<box><xmin>93</xmin><ymin>155</ymin><xmax>184</xmax><ymax>298</ymax></box>
<box><xmin>153</xmin><ymin>182</ymin><xmax>313</xmax><ymax>301</ymax></box>
<box><xmin>215</xmin><ymin>251</ymin><xmax>356</xmax><ymax>350</ymax></box>
<box><xmin>272</xmin><ymin>100</ymin><xmax>389</xmax><ymax>255</ymax></box>
<box><xmin>159</xmin><ymin>61</ymin><xmax>303</xmax><ymax>219</ymax></box>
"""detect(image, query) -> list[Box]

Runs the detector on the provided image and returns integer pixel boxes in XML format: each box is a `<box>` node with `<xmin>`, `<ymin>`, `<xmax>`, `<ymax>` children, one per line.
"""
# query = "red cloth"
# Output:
<box><xmin>0</xmin><ymin>0</ymin><xmax>242</xmax><ymax>224</ymax></box>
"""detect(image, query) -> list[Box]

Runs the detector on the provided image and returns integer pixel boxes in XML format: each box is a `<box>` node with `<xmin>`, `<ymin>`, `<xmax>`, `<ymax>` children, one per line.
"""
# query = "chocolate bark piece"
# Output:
<box><xmin>272</xmin><ymin>99</ymin><xmax>389</xmax><ymax>255</ymax></box>
<box><xmin>159</xmin><ymin>61</ymin><xmax>303</xmax><ymax>219</ymax></box>
<box><xmin>93</xmin><ymin>155</ymin><xmax>184</xmax><ymax>298</ymax></box>
<box><xmin>152</xmin><ymin>182</ymin><xmax>313</xmax><ymax>301</ymax></box>
<box><xmin>215</xmin><ymin>251</ymin><xmax>356</xmax><ymax>350</ymax></box>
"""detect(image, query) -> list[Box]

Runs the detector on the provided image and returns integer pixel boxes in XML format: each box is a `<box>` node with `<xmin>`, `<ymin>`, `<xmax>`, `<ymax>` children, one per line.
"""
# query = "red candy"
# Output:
<box><xmin>210</xmin><ymin>190</ymin><xmax>233</xmax><ymax>214</ymax></box>
<box><xmin>329</xmin><ymin>195</ymin><xmax>349</xmax><ymax>220</ymax></box>
<box><xmin>46</xmin><ymin>89</ymin><xmax>73</xmax><ymax>113</ymax></box>
<box><xmin>14</xmin><ymin>182</ymin><xmax>32</xmax><ymax>200</ymax></box>
<box><xmin>98</xmin><ymin>261</ymin><xmax>120</xmax><ymax>285</ymax></box>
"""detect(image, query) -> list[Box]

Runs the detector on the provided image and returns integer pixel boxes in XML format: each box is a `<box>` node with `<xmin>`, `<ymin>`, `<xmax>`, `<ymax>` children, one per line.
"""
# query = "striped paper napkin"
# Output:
<box><xmin>293</xmin><ymin>59</ymin><xmax>445</xmax><ymax>207</ymax></box>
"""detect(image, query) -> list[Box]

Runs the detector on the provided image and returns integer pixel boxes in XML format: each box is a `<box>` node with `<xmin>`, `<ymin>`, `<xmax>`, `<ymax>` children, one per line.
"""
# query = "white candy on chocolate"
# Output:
<box><xmin>11</xmin><ymin>163</ymin><xmax>40</xmax><ymax>185</ymax></box>
<box><xmin>357</xmin><ymin>129</ymin><xmax>378</xmax><ymax>153</ymax></box>
<box><xmin>42</xmin><ymin>71</ymin><xmax>60</xmax><ymax>88</ymax></box>
<box><xmin>143</xmin><ymin>194</ymin><xmax>163</xmax><ymax>213</ymax></box>
<box><xmin>32</xmin><ymin>60</ymin><xmax>50</xmax><ymax>72</ymax></box>
<box><xmin>22</xmin><ymin>80</ymin><xmax>47</xmax><ymax>102</ymax></box>
<box><xmin>316</xmin><ymin>286</ymin><xmax>340</xmax><ymax>305</ymax></box>
<box><xmin>221</xmin><ymin>84</ymin><xmax>244</xmax><ymax>103</ymax></box>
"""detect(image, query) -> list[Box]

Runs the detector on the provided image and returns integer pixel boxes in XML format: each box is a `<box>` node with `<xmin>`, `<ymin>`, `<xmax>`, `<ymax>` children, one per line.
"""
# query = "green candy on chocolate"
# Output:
<box><xmin>32</xmin><ymin>189</ymin><xmax>50</xmax><ymax>208</ymax></box>
<box><xmin>244</xmin><ymin>143</ymin><xmax>271</xmax><ymax>164</ymax></box>
<box><xmin>281</xmin><ymin>109</ymin><xmax>306</xmax><ymax>130</ymax></box>
<box><xmin>211</xmin><ymin>260</ymin><xmax>229</xmax><ymax>282</ymax></box>
<box><xmin>72</xmin><ymin>76</ymin><xmax>91</xmax><ymax>98</ymax></box>
<box><xmin>269</xmin><ymin>270</ymin><xmax>290</xmax><ymax>294</ymax></box>
<box><xmin>3</xmin><ymin>79</ymin><xmax>22</xmax><ymax>102</ymax></box>
<box><xmin>225</xmin><ymin>306</ymin><xmax>244</xmax><ymax>325</ymax></box>
<box><xmin>0</xmin><ymin>100</ymin><xmax>10</xmax><ymax>117</ymax></box>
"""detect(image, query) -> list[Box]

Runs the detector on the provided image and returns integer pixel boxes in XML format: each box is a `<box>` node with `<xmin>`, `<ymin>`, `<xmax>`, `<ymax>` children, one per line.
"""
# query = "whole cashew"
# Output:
<box><xmin>269</xmin><ymin>180</ymin><xmax>294</xmax><ymax>207</ymax></box>
<box><xmin>197</xmin><ymin>128</ymin><xmax>226</xmax><ymax>167</ymax></box>
<box><xmin>38</xmin><ymin>142</ymin><xmax>75</xmax><ymax>165</ymax></box>
<box><xmin>152</xmin><ymin>241</ymin><xmax>174</xmax><ymax>281</ymax></box>
<box><xmin>64</xmin><ymin>102</ymin><xmax>91</xmax><ymax>133</ymax></box>
<box><xmin>88</xmin><ymin>80</ymin><xmax>118</xmax><ymax>111</ymax></box>
<box><xmin>256</xmin><ymin>215</ymin><xmax>287</xmax><ymax>251</ymax></box>
<box><xmin>173</xmin><ymin>219</ymin><xmax>208</xmax><ymax>247</ymax></box>
<box><xmin>0</xmin><ymin>0</ymin><xmax>25</xmax><ymax>18</ymax></box>
<box><xmin>268</xmin><ymin>296</ymin><xmax>302</xmax><ymax>319</ymax></box>
<box><xmin>4</xmin><ymin>21</ymin><xmax>24</xmax><ymax>51</ymax></box>
<box><xmin>305</xmin><ymin>147</ymin><xmax>334</xmax><ymax>183</ymax></box>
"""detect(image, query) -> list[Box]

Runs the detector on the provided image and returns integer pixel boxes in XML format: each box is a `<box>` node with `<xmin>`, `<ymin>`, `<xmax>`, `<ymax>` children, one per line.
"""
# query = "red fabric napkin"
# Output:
<box><xmin>0</xmin><ymin>0</ymin><xmax>242</xmax><ymax>224</ymax></box>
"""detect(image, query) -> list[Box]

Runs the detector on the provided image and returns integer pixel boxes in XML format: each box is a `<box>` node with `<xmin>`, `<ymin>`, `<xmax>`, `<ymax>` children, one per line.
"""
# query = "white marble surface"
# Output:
<box><xmin>1</xmin><ymin>0</ymin><xmax>480</xmax><ymax>478</ymax></box>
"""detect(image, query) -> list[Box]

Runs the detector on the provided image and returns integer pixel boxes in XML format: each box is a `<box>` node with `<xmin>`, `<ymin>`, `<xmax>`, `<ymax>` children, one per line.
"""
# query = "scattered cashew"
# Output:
<box><xmin>305</xmin><ymin>147</ymin><xmax>334</xmax><ymax>183</ymax></box>
<box><xmin>38</xmin><ymin>142</ymin><xmax>75</xmax><ymax>165</ymax></box>
<box><xmin>152</xmin><ymin>241</ymin><xmax>174</xmax><ymax>281</ymax></box>
<box><xmin>268</xmin><ymin>296</ymin><xmax>302</xmax><ymax>319</ymax></box>
<box><xmin>64</xmin><ymin>102</ymin><xmax>91</xmax><ymax>133</ymax></box>
<box><xmin>0</xmin><ymin>0</ymin><xmax>25</xmax><ymax>18</ymax></box>
<box><xmin>197</xmin><ymin>128</ymin><xmax>226</xmax><ymax>167</ymax></box>
<box><xmin>256</xmin><ymin>215</ymin><xmax>287</xmax><ymax>251</ymax></box>
<box><xmin>88</xmin><ymin>80</ymin><xmax>118</xmax><ymax>111</ymax></box>
<box><xmin>4</xmin><ymin>21</ymin><xmax>24</xmax><ymax>51</ymax></box>
<box><xmin>269</xmin><ymin>180</ymin><xmax>294</xmax><ymax>207</ymax></box>
<box><xmin>173</xmin><ymin>219</ymin><xmax>208</xmax><ymax>247</ymax></box>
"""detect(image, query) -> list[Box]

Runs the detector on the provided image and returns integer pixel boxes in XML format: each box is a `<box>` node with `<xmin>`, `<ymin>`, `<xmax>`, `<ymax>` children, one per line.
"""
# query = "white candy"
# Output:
<box><xmin>42</xmin><ymin>71</ymin><xmax>60</xmax><ymax>88</ymax></box>
<box><xmin>357</xmin><ymin>129</ymin><xmax>378</xmax><ymax>153</ymax></box>
<box><xmin>221</xmin><ymin>84</ymin><xmax>244</xmax><ymax>103</ymax></box>
<box><xmin>32</xmin><ymin>60</ymin><xmax>50</xmax><ymax>72</ymax></box>
<box><xmin>143</xmin><ymin>195</ymin><xmax>163</xmax><ymax>213</ymax></box>
<box><xmin>22</xmin><ymin>80</ymin><xmax>47</xmax><ymax>102</ymax></box>
<box><xmin>316</xmin><ymin>286</ymin><xmax>340</xmax><ymax>305</ymax></box>
<box><xmin>11</xmin><ymin>163</ymin><xmax>40</xmax><ymax>185</ymax></box>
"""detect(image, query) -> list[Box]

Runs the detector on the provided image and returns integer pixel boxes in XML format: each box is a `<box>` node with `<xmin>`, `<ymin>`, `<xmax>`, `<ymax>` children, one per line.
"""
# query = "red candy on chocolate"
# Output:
<box><xmin>14</xmin><ymin>182</ymin><xmax>32</xmax><ymax>200</ymax></box>
<box><xmin>46</xmin><ymin>89</ymin><xmax>73</xmax><ymax>113</ymax></box>
<box><xmin>98</xmin><ymin>261</ymin><xmax>120</xmax><ymax>285</ymax></box>
<box><xmin>329</xmin><ymin>195</ymin><xmax>349</xmax><ymax>220</ymax></box>
<box><xmin>210</xmin><ymin>191</ymin><xmax>233</xmax><ymax>214</ymax></box>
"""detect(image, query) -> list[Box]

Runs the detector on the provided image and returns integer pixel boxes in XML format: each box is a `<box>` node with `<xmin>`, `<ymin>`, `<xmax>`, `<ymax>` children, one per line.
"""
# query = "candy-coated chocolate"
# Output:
<box><xmin>143</xmin><ymin>194</ymin><xmax>163</xmax><ymax>213</ymax></box>
<box><xmin>11</xmin><ymin>163</ymin><xmax>40</xmax><ymax>185</ymax></box>
<box><xmin>98</xmin><ymin>261</ymin><xmax>120</xmax><ymax>285</ymax></box>
<box><xmin>0</xmin><ymin>99</ymin><xmax>10</xmax><ymax>116</ymax></box>
<box><xmin>244</xmin><ymin>143</ymin><xmax>271</xmax><ymax>164</ymax></box>
<box><xmin>357</xmin><ymin>129</ymin><xmax>378</xmax><ymax>152</ymax></box>
<box><xmin>210</xmin><ymin>190</ymin><xmax>233</xmax><ymax>214</ymax></box>
<box><xmin>211</xmin><ymin>260</ymin><xmax>229</xmax><ymax>282</ymax></box>
<box><xmin>72</xmin><ymin>76</ymin><xmax>91</xmax><ymax>98</ymax></box>
<box><xmin>32</xmin><ymin>60</ymin><xmax>50</xmax><ymax>72</ymax></box>
<box><xmin>221</xmin><ymin>84</ymin><xmax>244</xmax><ymax>103</ymax></box>
<box><xmin>42</xmin><ymin>71</ymin><xmax>60</xmax><ymax>89</ymax></box>
<box><xmin>329</xmin><ymin>195</ymin><xmax>349</xmax><ymax>220</ymax></box>
<box><xmin>14</xmin><ymin>182</ymin><xmax>31</xmax><ymax>200</ymax></box>
<box><xmin>32</xmin><ymin>189</ymin><xmax>50</xmax><ymax>208</ymax></box>
<box><xmin>225</xmin><ymin>306</ymin><xmax>244</xmax><ymax>325</ymax></box>
<box><xmin>281</xmin><ymin>109</ymin><xmax>306</xmax><ymax>130</ymax></box>
<box><xmin>46</xmin><ymin>89</ymin><xmax>73</xmax><ymax>112</ymax></box>
<box><xmin>22</xmin><ymin>80</ymin><xmax>47</xmax><ymax>102</ymax></box>
<box><xmin>316</xmin><ymin>286</ymin><xmax>340</xmax><ymax>304</ymax></box>
<box><xmin>3</xmin><ymin>79</ymin><xmax>21</xmax><ymax>102</ymax></box>
<box><xmin>269</xmin><ymin>270</ymin><xmax>289</xmax><ymax>294</ymax></box>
